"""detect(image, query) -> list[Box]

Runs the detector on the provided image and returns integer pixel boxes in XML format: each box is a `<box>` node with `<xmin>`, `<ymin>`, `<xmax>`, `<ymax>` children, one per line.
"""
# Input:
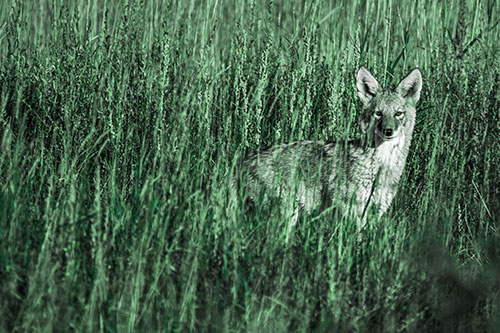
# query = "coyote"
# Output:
<box><xmin>235</xmin><ymin>67</ymin><xmax>422</xmax><ymax>232</ymax></box>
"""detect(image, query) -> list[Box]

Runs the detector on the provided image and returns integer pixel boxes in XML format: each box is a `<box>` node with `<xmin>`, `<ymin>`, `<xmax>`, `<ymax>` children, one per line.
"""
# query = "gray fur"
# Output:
<box><xmin>235</xmin><ymin>67</ymin><xmax>422</xmax><ymax>233</ymax></box>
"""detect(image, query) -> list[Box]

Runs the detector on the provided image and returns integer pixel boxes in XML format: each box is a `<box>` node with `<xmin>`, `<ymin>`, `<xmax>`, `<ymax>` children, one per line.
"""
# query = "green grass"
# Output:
<box><xmin>1</xmin><ymin>0</ymin><xmax>500</xmax><ymax>331</ymax></box>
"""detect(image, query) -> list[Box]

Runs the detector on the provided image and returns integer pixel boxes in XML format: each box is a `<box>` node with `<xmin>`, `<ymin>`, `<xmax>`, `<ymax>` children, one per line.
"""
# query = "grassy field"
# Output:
<box><xmin>1</xmin><ymin>0</ymin><xmax>500</xmax><ymax>331</ymax></box>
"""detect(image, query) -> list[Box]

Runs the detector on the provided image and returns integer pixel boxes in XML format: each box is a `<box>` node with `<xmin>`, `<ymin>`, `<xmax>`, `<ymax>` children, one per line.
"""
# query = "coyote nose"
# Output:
<box><xmin>382</xmin><ymin>129</ymin><xmax>393</xmax><ymax>136</ymax></box>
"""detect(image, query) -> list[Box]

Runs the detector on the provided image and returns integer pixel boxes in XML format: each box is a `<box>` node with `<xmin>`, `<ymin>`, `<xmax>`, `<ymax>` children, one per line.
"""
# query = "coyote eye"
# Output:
<box><xmin>375</xmin><ymin>111</ymin><xmax>383</xmax><ymax>117</ymax></box>
<box><xmin>395</xmin><ymin>111</ymin><xmax>404</xmax><ymax>117</ymax></box>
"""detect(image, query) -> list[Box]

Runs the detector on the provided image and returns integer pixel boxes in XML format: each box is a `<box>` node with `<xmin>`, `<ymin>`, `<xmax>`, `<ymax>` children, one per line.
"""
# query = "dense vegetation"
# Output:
<box><xmin>1</xmin><ymin>0</ymin><xmax>499</xmax><ymax>331</ymax></box>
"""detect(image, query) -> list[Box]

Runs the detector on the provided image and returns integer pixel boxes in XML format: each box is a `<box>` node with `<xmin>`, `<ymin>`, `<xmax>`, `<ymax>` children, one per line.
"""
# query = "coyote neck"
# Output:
<box><xmin>341</xmin><ymin>117</ymin><xmax>415</xmax><ymax>221</ymax></box>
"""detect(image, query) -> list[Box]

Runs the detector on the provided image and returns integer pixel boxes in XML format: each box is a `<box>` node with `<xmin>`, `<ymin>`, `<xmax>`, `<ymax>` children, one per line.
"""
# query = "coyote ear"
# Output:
<box><xmin>357</xmin><ymin>67</ymin><xmax>379</xmax><ymax>106</ymax></box>
<box><xmin>397</xmin><ymin>69</ymin><xmax>422</xmax><ymax>105</ymax></box>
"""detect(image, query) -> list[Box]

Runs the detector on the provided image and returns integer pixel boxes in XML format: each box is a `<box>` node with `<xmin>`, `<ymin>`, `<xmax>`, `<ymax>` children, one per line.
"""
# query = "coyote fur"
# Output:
<box><xmin>235</xmin><ymin>67</ymin><xmax>422</xmax><ymax>231</ymax></box>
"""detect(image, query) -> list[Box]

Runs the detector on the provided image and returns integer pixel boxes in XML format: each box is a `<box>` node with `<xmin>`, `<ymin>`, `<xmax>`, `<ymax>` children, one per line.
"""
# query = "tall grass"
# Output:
<box><xmin>1</xmin><ymin>0</ymin><xmax>499</xmax><ymax>331</ymax></box>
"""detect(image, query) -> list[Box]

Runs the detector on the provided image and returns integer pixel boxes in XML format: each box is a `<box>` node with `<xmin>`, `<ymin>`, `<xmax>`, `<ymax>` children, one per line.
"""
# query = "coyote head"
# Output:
<box><xmin>356</xmin><ymin>67</ymin><xmax>422</xmax><ymax>141</ymax></box>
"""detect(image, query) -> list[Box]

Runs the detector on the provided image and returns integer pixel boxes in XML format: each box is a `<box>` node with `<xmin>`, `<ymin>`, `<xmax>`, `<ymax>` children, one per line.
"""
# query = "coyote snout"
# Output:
<box><xmin>235</xmin><ymin>67</ymin><xmax>422</xmax><ymax>234</ymax></box>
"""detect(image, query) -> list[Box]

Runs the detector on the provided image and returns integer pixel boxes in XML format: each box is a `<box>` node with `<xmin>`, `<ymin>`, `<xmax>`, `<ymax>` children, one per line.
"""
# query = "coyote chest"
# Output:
<box><xmin>337</xmin><ymin>133</ymin><xmax>409</xmax><ymax>222</ymax></box>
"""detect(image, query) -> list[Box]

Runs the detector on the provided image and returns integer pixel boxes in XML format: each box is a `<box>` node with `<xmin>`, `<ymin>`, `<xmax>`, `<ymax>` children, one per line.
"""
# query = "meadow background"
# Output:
<box><xmin>1</xmin><ymin>0</ymin><xmax>499</xmax><ymax>331</ymax></box>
